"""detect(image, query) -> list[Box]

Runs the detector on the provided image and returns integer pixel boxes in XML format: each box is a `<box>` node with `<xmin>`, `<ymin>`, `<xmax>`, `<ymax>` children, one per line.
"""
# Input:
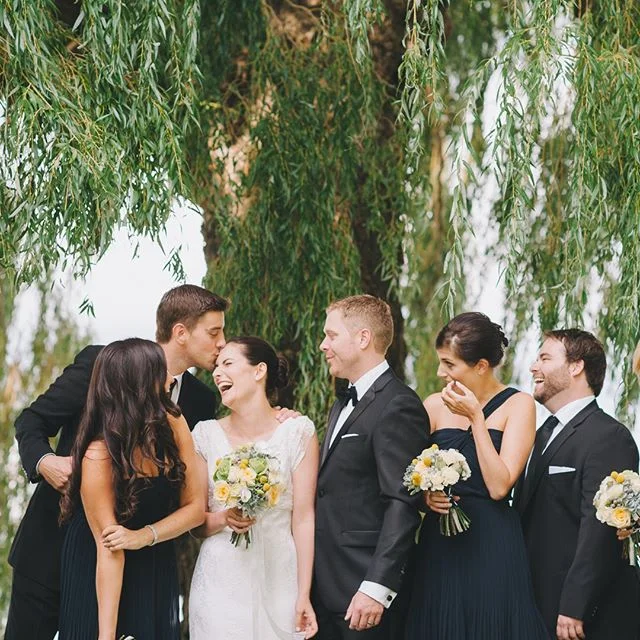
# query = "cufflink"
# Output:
<box><xmin>386</xmin><ymin>595</ymin><xmax>393</xmax><ymax>602</ymax></box>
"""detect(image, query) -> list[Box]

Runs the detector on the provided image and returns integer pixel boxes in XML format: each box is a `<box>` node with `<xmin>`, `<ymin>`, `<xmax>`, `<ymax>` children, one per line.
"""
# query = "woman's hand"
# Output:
<box><xmin>224</xmin><ymin>507</ymin><xmax>255</xmax><ymax>534</ymax></box>
<box><xmin>102</xmin><ymin>524</ymin><xmax>152</xmax><ymax>551</ymax></box>
<box><xmin>617</xmin><ymin>527</ymin><xmax>634</xmax><ymax>541</ymax></box>
<box><xmin>441</xmin><ymin>381</ymin><xmax>482</xmax><ymax>421</ymax></box>
<box><xmin>424</xmin><ymin>490</ymin><xmax>458</xmax><ymax>515</ymax></box>
<box><xmin>295</xmin><ymin>595</ymin><xmax>318</xmax><ymax>638</ymax></box>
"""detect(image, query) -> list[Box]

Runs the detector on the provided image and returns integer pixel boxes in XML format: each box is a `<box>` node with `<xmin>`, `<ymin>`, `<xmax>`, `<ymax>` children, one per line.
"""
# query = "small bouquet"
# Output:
<box><xmin>213</xmin><ymin>444</ymin><xmax>284</xmax><ymax>548</ymax></box>
<box><xmin>594</xmin><ymin>470</ymin><xmax>640</xmax><ymax>566</ymax></box>
<box><xmin>404</xmin><ymin>443</ymin><xmax>472</xmax><ymax>536</ymax></box>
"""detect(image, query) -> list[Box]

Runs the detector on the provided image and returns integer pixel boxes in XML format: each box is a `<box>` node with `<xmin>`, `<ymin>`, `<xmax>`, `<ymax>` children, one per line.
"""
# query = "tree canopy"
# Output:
<box><xmin>2</xmin><ymin>0</ymin><xmax>640</xmax><ymax>421</ymax></box>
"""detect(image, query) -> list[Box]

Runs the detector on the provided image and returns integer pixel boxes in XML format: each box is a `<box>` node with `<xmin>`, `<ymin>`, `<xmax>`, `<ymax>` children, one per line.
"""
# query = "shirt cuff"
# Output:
<box><xmin>359</xmin><ymin>581</ymin><xmax>397</xmax><ymax>609</ymax></box>
<box><xmin>35</xmin><ymin>452</ymin><xmax>55</xmax><ymax>478</ymax></box>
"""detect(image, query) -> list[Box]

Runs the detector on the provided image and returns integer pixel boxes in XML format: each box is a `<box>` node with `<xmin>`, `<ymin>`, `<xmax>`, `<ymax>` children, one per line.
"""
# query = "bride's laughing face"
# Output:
<box><xmin>213</xmin><ymin>343</ymin><xmax>266</xmax><ymax>408</ymax></box>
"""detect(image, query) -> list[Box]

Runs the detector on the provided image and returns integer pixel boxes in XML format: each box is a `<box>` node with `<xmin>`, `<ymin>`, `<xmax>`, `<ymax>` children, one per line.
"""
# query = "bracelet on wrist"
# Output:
<box><xmin>145</xmin><ymin>523</ymin><xmax>158</xmax><ymax>547</ymax></box>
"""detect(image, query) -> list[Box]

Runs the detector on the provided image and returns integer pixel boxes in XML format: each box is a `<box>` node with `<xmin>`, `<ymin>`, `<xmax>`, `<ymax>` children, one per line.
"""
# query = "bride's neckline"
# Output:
<box><xmin>215</xmin><ymin>417</ymin><xmax>293</xmax><ymax>450</ymax></box>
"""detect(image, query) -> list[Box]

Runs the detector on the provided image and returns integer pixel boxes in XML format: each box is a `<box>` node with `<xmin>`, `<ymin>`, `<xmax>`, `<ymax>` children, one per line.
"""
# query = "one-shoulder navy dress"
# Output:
<box><xmin>405</xmin><ymin>388</ymin><xmax>549</xmax><ymax>640</ymax></box>
<box><xmin>59</xmin><ymin>473</ymin><xmax>180</xmax><ymax>640</ymax></box>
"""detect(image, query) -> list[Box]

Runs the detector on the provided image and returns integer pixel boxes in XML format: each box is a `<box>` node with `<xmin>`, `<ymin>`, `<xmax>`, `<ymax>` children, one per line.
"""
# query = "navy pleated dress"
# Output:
<box><xmin>59</xmin><ymin>474</ymin><xmax>180</xmax><ymax>640</ymax></box>
<box><xmin>405</xmin><ymin>388</ymin><xmax>550</xmax><ymax>640</ymax></box>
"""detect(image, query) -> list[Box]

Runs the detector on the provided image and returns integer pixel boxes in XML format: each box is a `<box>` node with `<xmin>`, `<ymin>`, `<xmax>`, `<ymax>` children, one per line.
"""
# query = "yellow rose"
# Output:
<box><xmin>267</xmin><ymin>485</ymin><xmax>281</xmax><ymax>507</ymax></box>
<box><xmin>239</xmin><ymin>466</ymin><xmax>257</xmax><ymax>484</ymax></box>
<box><xmin>612</xmin><ymin>507</ymin><xmax>631</xmax><ymax>528</ymax></box>
<box><xmin>411</xmin><ymin>472</ymin><xmax>422</xmax><ymax>487</ymax></box>
<box><xmin>424</xmin><ymin>458</ymin><xmax>432</xmax><ymax>467</ymax></box>
<box><xmin>213</xmin><ymin>481</ymin><xmax>230</xmax><ymax>503</ymax></box>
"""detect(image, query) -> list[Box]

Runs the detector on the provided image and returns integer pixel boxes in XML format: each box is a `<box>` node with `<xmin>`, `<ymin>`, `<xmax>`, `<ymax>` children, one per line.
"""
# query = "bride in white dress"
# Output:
<box><xmin>189</xmin><ymin>337</ymin><xmax>319</xmax><ymax>639</ymax></box>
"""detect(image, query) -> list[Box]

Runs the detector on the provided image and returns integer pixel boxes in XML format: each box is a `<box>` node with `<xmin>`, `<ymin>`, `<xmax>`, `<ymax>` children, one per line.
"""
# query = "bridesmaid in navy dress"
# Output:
<box><xmin>58</xmin><ymin>339</ymin><xmax>204</xmax><ymax>640</ymax></box>
<box><xmin>405</xmin><ymin>313</ymin><xmax>549</xmax><ymax>640</ymax></box>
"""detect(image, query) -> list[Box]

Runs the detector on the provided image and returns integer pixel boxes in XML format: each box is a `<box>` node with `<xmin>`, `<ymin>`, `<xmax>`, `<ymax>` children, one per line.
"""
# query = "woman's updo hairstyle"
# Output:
<box><xmin>435</xmin><ymin>312</ymin><xmax>509</xmax><ymax>367</ymax></box>
<box><xmin>227</xmin><ymin>336</ymin><xmax>289</xmax><ymax>401</ymax></box>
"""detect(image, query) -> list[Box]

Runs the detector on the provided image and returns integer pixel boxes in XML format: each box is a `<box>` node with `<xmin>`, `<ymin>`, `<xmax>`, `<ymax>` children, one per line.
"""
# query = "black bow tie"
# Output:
<box><xmin>337</xmin><ymin>385</ymin><xmax>358</xmax><ymax>407</ymax></box>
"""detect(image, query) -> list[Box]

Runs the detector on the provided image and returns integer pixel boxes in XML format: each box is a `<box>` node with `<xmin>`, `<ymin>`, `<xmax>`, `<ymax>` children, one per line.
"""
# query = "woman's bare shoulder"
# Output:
<box><xmin>84</xmin><ymin>440</ymin><xmax>110</xmax><ymax>460</ymax></box>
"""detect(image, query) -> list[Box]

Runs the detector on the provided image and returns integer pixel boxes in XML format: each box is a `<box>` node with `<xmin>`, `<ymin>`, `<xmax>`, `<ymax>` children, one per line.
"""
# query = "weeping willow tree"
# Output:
<box><xmin>2</xmin><ymin>0</ymin><xmax>640</xmax><ymax>414</ymax></box>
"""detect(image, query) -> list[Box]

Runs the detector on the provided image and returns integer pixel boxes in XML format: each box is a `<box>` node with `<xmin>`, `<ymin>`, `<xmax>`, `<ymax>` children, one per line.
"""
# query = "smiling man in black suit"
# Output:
<box><xmin>513</xmin><ymin>329</ymin><xmax>640</xmax><ymax>640</ymax></box>
<box><xmin>313</xmin><ymin>295</ymin><xmax>429</xmax><ymax>640</ymax></box>
<box><xmin>5</xmin><ymin>284</ymin><xmax>228</xmax><ymax>640</ymax></box>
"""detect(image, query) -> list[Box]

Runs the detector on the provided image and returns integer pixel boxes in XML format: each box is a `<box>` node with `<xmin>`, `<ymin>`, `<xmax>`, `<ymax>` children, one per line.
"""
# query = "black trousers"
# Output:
<box><xmin>4</xmin><ymin>570</ymin><xmax>59</xmax><ymax>640</ymax></box>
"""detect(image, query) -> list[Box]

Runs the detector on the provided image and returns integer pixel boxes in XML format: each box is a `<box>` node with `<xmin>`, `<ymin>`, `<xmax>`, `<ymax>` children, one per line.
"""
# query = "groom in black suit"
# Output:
<box><xmin>313</xmin><ymin>295</ymin><xmax>429</xmax><ymax>640</ymax></box>
<box><xmin>513</xmin><ymin>329</ymin><xmax>640</xmax><ymax>640</ymax></box>
<box><xmin>5</xmin><ymin>284</ymin><xmax>228</xmax><ymax>640</ymax></box>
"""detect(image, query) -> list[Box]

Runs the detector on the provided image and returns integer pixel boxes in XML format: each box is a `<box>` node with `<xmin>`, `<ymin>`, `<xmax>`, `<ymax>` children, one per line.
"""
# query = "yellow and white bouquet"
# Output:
<box><xmin>403</xmin><ymin>444</ymin><xmax>472</xmax><ymax>536</ymax></box>
<box><xmin>213</xmin><ymin>443</ymin><xmax>284</xmax><ymax>548</ymax></box>
<box><xmin>594</xmin><ymin>470</ymin><xmax>640</xmax><ymax>566</ymax></box>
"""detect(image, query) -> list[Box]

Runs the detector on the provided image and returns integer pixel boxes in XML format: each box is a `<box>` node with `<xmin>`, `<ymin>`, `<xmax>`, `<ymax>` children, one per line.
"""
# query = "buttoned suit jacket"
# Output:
<box><xmin>314</xmin><ymin>368</ymin><xmax>430</xmax><ymax>614</ymax></box>
<box><xmin>513</xmin><ymin>401</ymin><xmax>640</xmax><ymax>638</ymax></box>
<box><xmin>9</xmin><ymin>344</ymin><xmax>217</xmax><ymax>590</ymax></box>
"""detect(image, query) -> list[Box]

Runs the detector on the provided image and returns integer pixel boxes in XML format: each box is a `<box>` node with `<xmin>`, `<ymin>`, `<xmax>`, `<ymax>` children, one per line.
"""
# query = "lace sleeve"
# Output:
<box><xmin>292</xmin><ymin>417</ymin><xmax>316</xmax><ymax>470</ymax></box>
<box><xmin>191</xmin><ymin>420</ymin><xmax>209</xmax><ymax>460</ymax></box>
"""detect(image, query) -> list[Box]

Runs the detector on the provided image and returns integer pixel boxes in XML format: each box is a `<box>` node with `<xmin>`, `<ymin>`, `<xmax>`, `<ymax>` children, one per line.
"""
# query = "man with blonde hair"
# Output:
<box><xmin>314</xmin><ymin>294</ymin><xmax>429</xmax><ymax>640</ymax></box>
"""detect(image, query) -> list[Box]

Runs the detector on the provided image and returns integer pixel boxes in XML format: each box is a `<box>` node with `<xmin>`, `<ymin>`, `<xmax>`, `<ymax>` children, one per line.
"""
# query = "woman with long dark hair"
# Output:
<box><xmin>58</xmin><ymin>338</ymin><xmax>204</xmax><ymax>640</ymax></box>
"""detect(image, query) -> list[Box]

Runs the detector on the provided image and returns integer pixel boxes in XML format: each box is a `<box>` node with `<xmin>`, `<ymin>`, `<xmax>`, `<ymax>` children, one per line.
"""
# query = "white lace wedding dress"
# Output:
<box><xmin>189</xmin><ymin>416</ymin><xmax>315</xmax><ymax>640</ymax></box>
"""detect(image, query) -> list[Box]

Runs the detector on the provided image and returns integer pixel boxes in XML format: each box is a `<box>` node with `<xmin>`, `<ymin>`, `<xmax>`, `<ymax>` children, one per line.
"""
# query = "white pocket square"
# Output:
<box><xmin>549</xmin><ymin>465</ymin><xmax>576</xmax><ymax>475</ymax></box>
<box><xmin>341</xmin><ymin>433</ymin><xmax>360</xmax><ymax>439</ymax></box>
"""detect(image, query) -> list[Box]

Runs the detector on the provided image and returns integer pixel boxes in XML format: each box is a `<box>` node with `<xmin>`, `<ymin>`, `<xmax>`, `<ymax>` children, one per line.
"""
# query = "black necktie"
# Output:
<box><xmin>526</xmin><ymin>415</ymin><xmax>560</xmax><ymax>479</ymax></box>
<box><xmin>169</xmin><ymin>378</ymin><xmax>177</xmax><ymax>398</ymax></box>
<box><xmin>337</xmin><ymin>385</ymin><xmax>358</xmax><ymax>407</ymax></box>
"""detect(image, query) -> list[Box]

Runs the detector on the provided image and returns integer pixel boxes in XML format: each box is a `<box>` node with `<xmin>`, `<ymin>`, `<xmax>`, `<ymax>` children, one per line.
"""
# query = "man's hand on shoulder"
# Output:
<box><xmin>39</xmin><ymin>455</ymin><xmax>72</xmax><ymax>492</ymax></box>
<box><xmin>556</xmin><ymin>614</ymin><xmax>585</xmax><ymax>640</ymax></box>
<box><xmin>345</xmin><ymin>591</ymin><xmax>384</xmax><ymax>631</ymax></box>
<box><xmin>274</xmin><ymin>406</ymin><xmax>301</xmax><ymax>422</ymax></box>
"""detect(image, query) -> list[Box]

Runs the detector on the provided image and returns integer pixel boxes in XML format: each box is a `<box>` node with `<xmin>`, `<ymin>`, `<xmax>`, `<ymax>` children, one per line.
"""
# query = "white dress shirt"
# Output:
<box><xmin>327</xmin><ymin>360</ymin><xmax>397</xmax><ymax>609</ymax></box>
<box><xmin>329</xmin><ymin>360</ymin><xmax>390</xmax><ymax>447</ymax></box>
<box><xmin>170</xmin><ymin>372</ymin><xmax>184</xmax><ymax>404</ymax></box>
<box><xmin>542</xmin><ymin>395</ymin><xmax>595</xmax><ymax>453</ymax></box>
<box><xmin>525</xmin><ymin>395</ymin><xmax>596</xmax><ymax>476</ymax></box>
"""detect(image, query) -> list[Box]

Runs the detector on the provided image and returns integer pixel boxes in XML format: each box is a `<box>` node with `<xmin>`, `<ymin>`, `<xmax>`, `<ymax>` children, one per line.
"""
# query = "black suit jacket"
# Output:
<box><xmin>9</xmin><ymin>344</ymin><xmax>217</xmax><ymax>589</ymax></box>
<box><xmin>314</xmin><ymin>369</ymin><xmax>430</xmax><ymax>613</ymax></box>
<box><xmin>513</xmin><ymin>401</ymin><xmax>640</xmax><ymax>638</ymax></box>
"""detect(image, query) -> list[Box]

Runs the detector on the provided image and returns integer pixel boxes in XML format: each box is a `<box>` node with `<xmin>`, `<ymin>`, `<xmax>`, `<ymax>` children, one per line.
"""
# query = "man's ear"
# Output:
<box><xmin>568</xmin><ymin>359</ymin><xmax>585</xmax><ymax>378</ymax></box>
<box><xmin>359</xmin><ymin>328</ymin><xmax>372</xmax><ymax>350</ymax></box>
<box><xmin>171</xmin><ymin>323</ymin><xmax>188</xmax><ymax>345</ymax></box>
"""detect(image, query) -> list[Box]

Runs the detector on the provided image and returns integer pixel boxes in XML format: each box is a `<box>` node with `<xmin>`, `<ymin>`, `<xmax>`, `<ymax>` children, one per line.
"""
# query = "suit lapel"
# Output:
<box><xmin>320</xmin><ymin>369</ymin><xmax>394</xmax><ymax>470</ymax></box>
<box><xmin>519</xmin><ymin>401</ymin><xmax>599</xmax><ymax>511</ymax></box>
<box><xmin>320</xmin><ymin>399</ymin><xmax>344</xmax><ymax>465</ymax></box>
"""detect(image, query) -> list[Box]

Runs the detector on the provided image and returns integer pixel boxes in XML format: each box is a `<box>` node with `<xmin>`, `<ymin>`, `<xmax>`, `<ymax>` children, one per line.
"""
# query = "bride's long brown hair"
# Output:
<box><xmin>60</xmin><ymin>338</ymin><xmax>185</xmax><ymax>524</ymax></box>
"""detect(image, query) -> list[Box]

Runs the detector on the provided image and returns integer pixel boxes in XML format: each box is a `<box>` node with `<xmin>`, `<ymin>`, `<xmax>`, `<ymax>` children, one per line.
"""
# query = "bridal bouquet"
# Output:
<box><xmin>404</xmin><ymin>444</ymin><xmax>472</xmax><ymax>536</ymax></box>
<box><xmin>594</xmin><ymin>470</ymin><xmax>640</xmax><ymax>566</ymax></box>
<box><xmin>213</xmin><ymin>444</ymin><xmax>284</xmax><ymax>548</ymax></box>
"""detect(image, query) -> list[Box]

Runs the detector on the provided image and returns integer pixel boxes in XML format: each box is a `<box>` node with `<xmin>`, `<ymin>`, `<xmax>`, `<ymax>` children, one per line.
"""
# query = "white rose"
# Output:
<box><xmin>441</xmin><ymin>466</ymin><xmax>460</xmax><ymax>487</ymax></box>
